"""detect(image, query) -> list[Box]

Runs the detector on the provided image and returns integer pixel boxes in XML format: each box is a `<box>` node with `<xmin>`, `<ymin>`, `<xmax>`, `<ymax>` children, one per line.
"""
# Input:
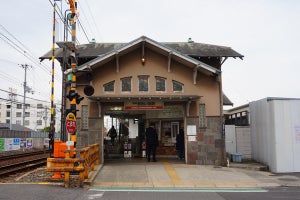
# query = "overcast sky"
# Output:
<box><xmin>0</xmin><ymin>0</ymin><xmax>299</xmax><ymax>108</ymax></box>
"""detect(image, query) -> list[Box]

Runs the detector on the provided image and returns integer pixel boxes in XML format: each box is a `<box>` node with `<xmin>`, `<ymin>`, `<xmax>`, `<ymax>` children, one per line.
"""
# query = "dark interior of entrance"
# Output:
<box><xmin>104</xmin><ymin>114</ymin><xmax>184</xmax><ymax>161</ymax></box>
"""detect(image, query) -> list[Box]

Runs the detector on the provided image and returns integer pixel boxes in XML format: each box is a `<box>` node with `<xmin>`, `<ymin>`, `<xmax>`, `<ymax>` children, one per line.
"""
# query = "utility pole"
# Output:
<box><xmin>19</xmin><ymin>64</ymin><xmax>32</xmax><ymax>127</ymax></box>
<box><xmin>44</xmin><ymin>107</ymin><xmax>48</xmax><ymax>129</ymax></box>
<box><xmin>60</xmin><ymin>8</ymin><xmax>71</xmax><ymax>142</ymax></box>
<box><xmin>8</xmin><ymin>88</ymin><xmax>17</xmax><ymax>130</ymax></box>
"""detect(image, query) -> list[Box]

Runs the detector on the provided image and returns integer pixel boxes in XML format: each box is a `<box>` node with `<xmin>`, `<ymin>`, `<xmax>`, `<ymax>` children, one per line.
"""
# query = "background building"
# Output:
<box><xmin>0</xmin><ymin>99</ymin><xmax>61</xmax><ymax>132</ymax></box>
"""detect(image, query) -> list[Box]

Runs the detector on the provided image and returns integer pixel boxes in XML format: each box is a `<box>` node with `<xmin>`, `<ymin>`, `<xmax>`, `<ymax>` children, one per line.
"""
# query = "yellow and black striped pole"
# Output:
<box><xmin>49</xmin><ymin>2</ymin><xmax>56</xmax><ymax>156</ymax></box>
<box><xmin>68</xmin><ymin>0</ymin><xmax>77</xmax><ymax>146</ymax></box>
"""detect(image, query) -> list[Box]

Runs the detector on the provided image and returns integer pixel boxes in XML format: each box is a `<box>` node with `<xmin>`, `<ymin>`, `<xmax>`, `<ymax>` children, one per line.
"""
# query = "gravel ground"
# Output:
<box><xmin>2</xmin><ymin>167</ymin><xmax>84</xmax><ymax>188</ymax></box>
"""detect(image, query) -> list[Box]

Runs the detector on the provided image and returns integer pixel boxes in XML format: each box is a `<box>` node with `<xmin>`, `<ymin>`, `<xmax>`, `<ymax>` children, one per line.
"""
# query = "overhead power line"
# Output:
<box><xmin>0</xmin><ymin>9</ymin><xmax>63</xmax><ymax>106</ymax></box>
<box><xmin>0</xmin><ymin>88</ymin><xmax>61</xmax><ymax>105</ymax></box>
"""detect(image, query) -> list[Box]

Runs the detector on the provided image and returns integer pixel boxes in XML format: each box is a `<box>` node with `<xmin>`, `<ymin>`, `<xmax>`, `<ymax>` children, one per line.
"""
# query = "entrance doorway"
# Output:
<box><xmin>103</xmin><ymin>113</ymin><xmax>184</xmax><ymax>162</ymax></box>
<box><xmin>103</xmin><ymin>115</ymin><xmax>145</xmax><ymax>160</ymax></box>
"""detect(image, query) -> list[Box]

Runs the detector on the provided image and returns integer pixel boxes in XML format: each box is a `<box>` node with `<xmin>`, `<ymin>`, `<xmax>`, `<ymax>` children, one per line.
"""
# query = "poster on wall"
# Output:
<box><xmin>188</xmin><ymin>136</ymin><xmax>197</xmax><ymax>142</ymax></box>
<box><xmin>187</xmin><ymin>125</ymin><xmax>196</xmax><ymax>136</ymax></box>
<box><xmin>0</xmin><ymin>138</ymin><xmax>4</xmax><ymax>152</ymax></box>
<box><xmin>26</xmin><ymin>138</ymin><xmax>33</xmax><ymax>149</ymax></box>
<box><xmin>187</xmin><ymin>125</ymin><xmax>197</xmax><ymax>141</ymax></box>
<box><xmin>20</xmin><ymin>138</ymin><xmax>27</xmax><ymax>149</ymax></box>
<box><xmin>5</xmin><ymin>138</ymin><xmax>13</xmax><ymax>151</ymax></box>
<box><xmin>44</xmin><ymin>138</ymin><xmax>50</xmax><ymax>148</ymax></box>
<box><xmin>13</xmin><ymin>138</ymin><xmax>20</xmax><ymax>150</ymax></box>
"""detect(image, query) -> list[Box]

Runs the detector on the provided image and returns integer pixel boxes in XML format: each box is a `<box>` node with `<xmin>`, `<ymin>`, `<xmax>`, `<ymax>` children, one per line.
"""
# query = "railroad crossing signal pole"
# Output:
<box><xmin>68</xmin><ymin>0</ymin><xmax>78</xmax><ymax>145</ymax></box>
<box><xmin>49</xmin><ymin>2</ymin><xmax>57</xmax><ymax>156</ymax></box>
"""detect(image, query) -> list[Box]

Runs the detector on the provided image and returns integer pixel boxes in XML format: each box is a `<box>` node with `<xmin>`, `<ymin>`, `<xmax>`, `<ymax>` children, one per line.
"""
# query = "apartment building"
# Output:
<box><xmin>0</xmin><ymin>99</ymin><xmax>61</xmax><ymax>132</ymax></box>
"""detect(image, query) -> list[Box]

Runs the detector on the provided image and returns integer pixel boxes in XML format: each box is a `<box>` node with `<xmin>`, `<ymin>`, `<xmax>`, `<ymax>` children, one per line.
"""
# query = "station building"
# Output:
<box><xmin>41</xmin><ymin>36</ymin><xmax>243</xmax><ymax>165</ymax></box>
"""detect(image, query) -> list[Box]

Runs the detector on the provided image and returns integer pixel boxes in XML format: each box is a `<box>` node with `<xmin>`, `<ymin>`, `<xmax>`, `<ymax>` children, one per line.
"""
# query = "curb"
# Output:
<box><xmin>84</xmin><ymin>164</ymin><xmax>103</xmax><ymax>185</ymax></box>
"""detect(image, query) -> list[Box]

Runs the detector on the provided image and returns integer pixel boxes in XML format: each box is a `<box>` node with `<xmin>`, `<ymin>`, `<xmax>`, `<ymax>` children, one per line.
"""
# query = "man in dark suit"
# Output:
<box><xmin>145</xmin><ymin>123</ymin><xmax>158</xmax><ymax>162</ymax></box>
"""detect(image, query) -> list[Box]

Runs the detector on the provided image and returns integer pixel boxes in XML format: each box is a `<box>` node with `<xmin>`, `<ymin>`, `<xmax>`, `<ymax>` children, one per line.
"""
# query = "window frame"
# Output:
<box><xmin>16</xmin><ymin>112</ymin><xmax>22</xmax><ymax>118</ymax></box>
<box><xmin>121</xmin><ymin>77</ymin><xmax>132</xmax><ymax>92</ymax></box>
<box><xmin>103</xmin><ymin>81</ymin><xmax>115</xmax><ymax>92</ymax></box>
<box><xmin>155</xmin><ymin>76</ymin><xmax>166</xmax><ymax>92</ymax></box>
<box><xmin>138</xmin><ymin>75</ymin><xmax>149</xmax><ymax>92</ymax></box>
<box><xmin>36</xmin><ymin>120</ymin><xmax>43</xmax><ymax>126</ymax></box>
<box><xmin>172</xmin><ymin>80</ymin><xmax>184</xmax><ymax>92</ymax></box>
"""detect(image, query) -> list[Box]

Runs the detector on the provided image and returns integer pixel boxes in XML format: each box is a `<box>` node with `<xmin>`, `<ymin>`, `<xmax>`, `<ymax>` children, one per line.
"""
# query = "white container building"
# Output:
<box><xmin>250</xmin><ymin>97</ymin><xmax>300</xmax><ymax>172</ymax></box>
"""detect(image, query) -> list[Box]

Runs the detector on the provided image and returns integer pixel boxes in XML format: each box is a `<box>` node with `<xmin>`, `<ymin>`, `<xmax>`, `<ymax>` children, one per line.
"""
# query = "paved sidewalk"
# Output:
<box><xmin>89</xmin><ymin>158</ymin><xmax>300</xmax><ymax>189</ymax></box>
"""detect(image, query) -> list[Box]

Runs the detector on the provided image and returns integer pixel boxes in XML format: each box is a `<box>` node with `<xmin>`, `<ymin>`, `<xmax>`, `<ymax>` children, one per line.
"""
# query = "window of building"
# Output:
<box><xmin>199</xmin><ymin>104</ymin><xmax>207</xmax><ymax>128</ymax></box>
<box><xmin>103</xmin><ymin>81</ymin><xmax>115</xmax><ymax>92</ymax></box>
<box><xmin>16</xmin><ymin>112</ymin><xmax>22</xmax><ymax>117</ymax></box>
<box><xmin>172</xmin><ymin>80</ymin><xmax>184</xmax><ymax>92</ymax></box>
<box><xmin>121</xmin><ymin>77</ymin><xmax>132</xmax><ymax>92</ymax></box>
<box><xmin>37</xmin><ymin>120</ymin><xmax>42</xmax><ymax>126</ymax></box>
<box><xmin>224</xmin><ymin>111</ymin><xmax>250</xmax><ymax>126</ymax></box>
<box><xmin>138</xmin><ymin>75</ymin><xmax>149</xmax><ymax>92</ymax></box>
<box><xmin>161</xmin><ymin>121</ymin><xmax>182</xmax><ymax>144</ymax></box>
<box><xmin>37</xmin><ymin>104</ymin><xmax>43</xmax><ymax>109</ymax></box>
<box><xmin>25</xmin><ymin>112</ymin><xmax>30</xmax><ymax>117</ymax></box>
<box><xmin>17</xmin><ymin>104</ymin><xmax>22</xmax><ymax>109</ymax></box>
<box><xmin>37</xmin><ymin>112</ymin><xmax>43</xmax><ymax>117</ymax></box>
<box><xmin>82</xmin><ymin>105</ymin><xmax>88</xmax><ymax>130</ymax></box>
<box><xmin>6</xmin><ymin>111</ymin><xmax>10</xmax><ymax>117</ymax></box>
<box><xmin>6</xmin><ymin>119</ymin><xmax>10</xmax><ymax>124</ymax></box>
<box><xmin>6</xmin><ymin>105</ymin><xmax>11</xmax><ymax>109</ymax></box>
<box><xmin>155</xmin><ymin>76</ymin><xmax>166</xmax><ymax>92</ymax></box>
<box><xmin>25</xmin><ymin>120</ymin><xmax>30</xmax><ymax>126</ymax></box>
<box><xmin>25</xmin><ymin>104</ymin><xmax>30</xmax><ymax>109</ymax></box>
<box><xmin>16</xmin><ymin>120</ymin><xmax>21</xmax><ymax>125</ymax></box>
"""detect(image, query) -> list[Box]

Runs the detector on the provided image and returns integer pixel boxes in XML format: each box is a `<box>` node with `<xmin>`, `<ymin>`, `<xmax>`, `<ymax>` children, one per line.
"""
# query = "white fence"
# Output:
<box><xmin>225</xmin><ymin>125</ymin><xmax>252</xmax><ymax>159</ymax></box>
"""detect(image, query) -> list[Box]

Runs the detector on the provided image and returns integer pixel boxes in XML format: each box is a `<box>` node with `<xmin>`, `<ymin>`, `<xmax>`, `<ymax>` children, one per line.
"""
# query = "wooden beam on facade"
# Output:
<box><xmin>186</xmin><ymin>100</ymin><xmax>191</xmax><ymax>117</ymax></box>
<box><xmin>115</xmin><ymin>52</ymin><xmax>119</xmax><ymax>73</ymax></box>
<box><xmin>168</xmin><ymin>51</ymin><xmax>172</xmax><ymax>72</ymax></box>
<box><xmin>220</xmin><ymin>57</ymin><xmax>228</xmax><ymax>66</ymax></box>
<box><xmin>97</xmin><ymin>101</ymin><xmax>102</xmax><ymax>118</ymax></box>
<box><xmin>193</xmin><ymin>66</ymin><xmax>199</xmax><ymax>84</ymax></box>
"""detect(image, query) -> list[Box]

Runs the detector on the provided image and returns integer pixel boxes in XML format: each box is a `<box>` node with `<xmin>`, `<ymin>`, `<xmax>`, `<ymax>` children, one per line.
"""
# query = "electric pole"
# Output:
<box><xmin>19</xmin><ymin>64</ymin><xmax>32</xmax><ymax>127</ymax></box>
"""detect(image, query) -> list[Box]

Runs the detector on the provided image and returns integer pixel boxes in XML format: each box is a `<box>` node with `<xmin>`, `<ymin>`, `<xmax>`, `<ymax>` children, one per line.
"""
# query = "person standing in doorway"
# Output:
<box><xmin>145</xmin><ymin>123</ymin><xmax>158</xmax><ymax>162</ymax></box>
<box><xmin>107</xmin><ymin>125</ymin><xmax>117</xmax><ymax>146</ymax></box>
<box><xmin>176</xmin><ymin>129</ymin><xmax>185</xmax><ymax>160</ymax></box>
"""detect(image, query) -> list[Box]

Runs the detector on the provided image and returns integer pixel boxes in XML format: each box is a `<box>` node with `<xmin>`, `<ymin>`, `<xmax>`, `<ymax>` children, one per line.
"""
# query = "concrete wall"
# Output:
<box><xmin>0</xmin><ymin>137</ymin><xmax>48</xmax><ymax>152</ymax></box>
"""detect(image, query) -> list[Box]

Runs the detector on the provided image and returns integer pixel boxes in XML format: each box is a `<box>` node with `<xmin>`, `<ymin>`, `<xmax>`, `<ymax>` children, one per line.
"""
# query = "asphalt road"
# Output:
<box><xmin>1</xmin><ymin>184</ymin><xmax>300</xmax><ymax>200</ymax></box>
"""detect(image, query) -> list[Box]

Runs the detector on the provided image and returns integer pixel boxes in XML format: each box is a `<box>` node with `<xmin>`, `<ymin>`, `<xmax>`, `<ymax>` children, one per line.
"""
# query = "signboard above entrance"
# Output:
<box><xmin>124</xmin><ymin>101</ymin><xmax>163</xmax><ymax>110</ymax></box>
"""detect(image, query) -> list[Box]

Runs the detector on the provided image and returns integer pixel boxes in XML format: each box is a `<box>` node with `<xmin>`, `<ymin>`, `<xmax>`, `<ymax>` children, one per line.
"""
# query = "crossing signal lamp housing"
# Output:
<box><xmin>76</xmin><ymin>94</ymin><xmax>84</xmax><ymax>104</ymax></box>
<box><xmin>66</xmin><ymin>90</ymin><xmax>84</xmax><ymax>104</ymax></box>
<box><xmin>84</xmin><ymin>85</ymin><xmax>94</xmax><ymax>96</ymax></box>
<box><xmin>66</xmin><ymin>90</ymin><xmax>76</xmax><ymax>101</ymax></box>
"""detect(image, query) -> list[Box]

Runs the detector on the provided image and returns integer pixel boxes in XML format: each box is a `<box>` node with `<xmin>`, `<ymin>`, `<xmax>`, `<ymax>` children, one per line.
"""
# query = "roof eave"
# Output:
<box><xmin>78</xmin><ymin>36</ymin><xmax>220</xmax><ymax>74</ymax></box>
